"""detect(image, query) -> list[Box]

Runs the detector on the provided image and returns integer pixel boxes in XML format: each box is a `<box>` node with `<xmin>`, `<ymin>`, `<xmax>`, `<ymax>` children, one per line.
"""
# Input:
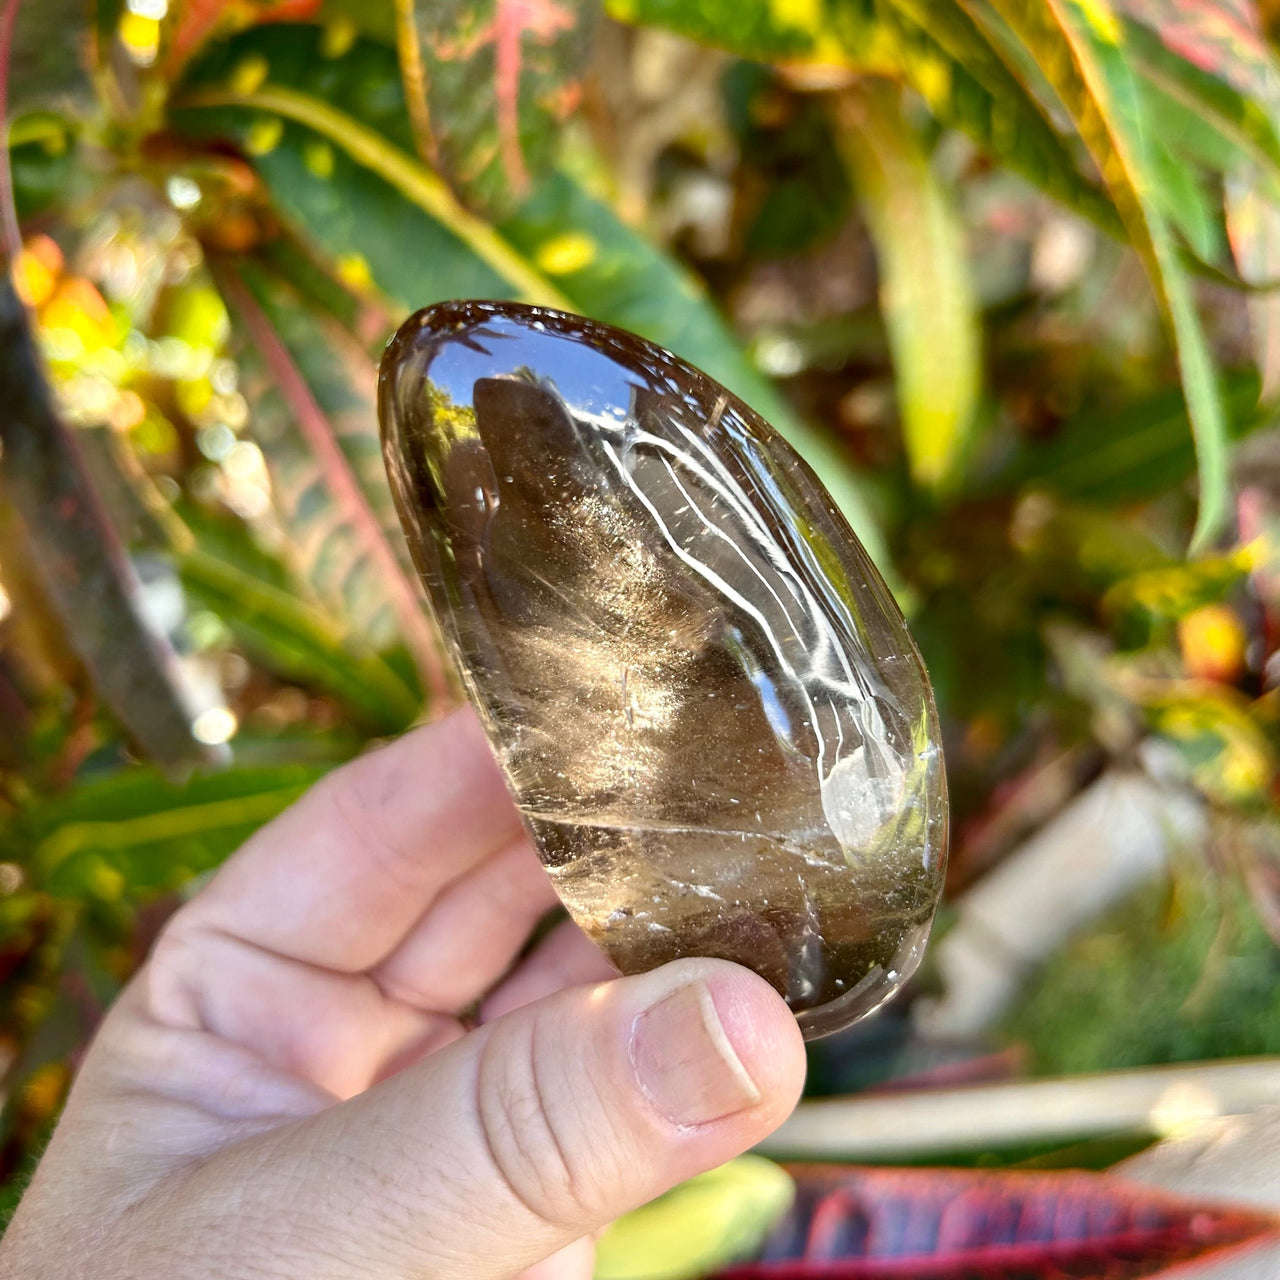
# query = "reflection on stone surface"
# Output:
<box><xmin>379</xmin><ymin>301</ymin><xmax>947</xmax><ymax>1038</ymax></box>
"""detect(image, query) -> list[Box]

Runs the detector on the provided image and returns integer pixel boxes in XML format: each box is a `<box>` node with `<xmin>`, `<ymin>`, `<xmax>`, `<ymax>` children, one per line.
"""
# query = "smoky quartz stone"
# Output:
<box><xmin>380</xmin><ymin>301</ymin><xmax>947</xmax><ymax>1038</ymax></box>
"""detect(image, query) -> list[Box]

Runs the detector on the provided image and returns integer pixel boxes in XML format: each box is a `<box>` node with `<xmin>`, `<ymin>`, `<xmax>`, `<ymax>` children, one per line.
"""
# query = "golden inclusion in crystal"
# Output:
<box><xmin>380</xmin><ymin>301</ymin><xmax>947</xmax><ymax>1038</ymax></box>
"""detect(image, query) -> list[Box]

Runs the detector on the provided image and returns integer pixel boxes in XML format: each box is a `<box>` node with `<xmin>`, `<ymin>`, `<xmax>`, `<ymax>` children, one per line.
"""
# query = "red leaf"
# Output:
<box><xmin>714</xmin><ymin>1165</ymin><xmax>1280</xmax><ymax>1280</ymax></box>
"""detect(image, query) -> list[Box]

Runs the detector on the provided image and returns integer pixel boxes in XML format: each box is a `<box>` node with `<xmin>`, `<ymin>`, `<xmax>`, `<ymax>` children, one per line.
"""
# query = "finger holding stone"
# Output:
<box><xmin>372</xmin><ymin>832</ymin><xmax>561</xmax><ymax>1014</ymax></box>
<box><xmin>182</xmin><ymin>707</ymin><xmax>523</xmax><ymax>975</ymax></box>
<box><xmin>481</xmin><ymin>917</ymin><xmax>618</xmax><ymax>1022</ymax></box>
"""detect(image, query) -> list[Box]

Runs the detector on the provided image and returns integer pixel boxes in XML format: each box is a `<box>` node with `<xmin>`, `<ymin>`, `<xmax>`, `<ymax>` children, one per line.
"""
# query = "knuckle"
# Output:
<box><xmin>142</xmin><ymin>921</ymin><xmax>205</xmax><ymax>1027</ymax></box>
<box><xmin>475</xmin><ymin>1016</ymin><xmax>610</xmax><ymax>1231</ymax></box>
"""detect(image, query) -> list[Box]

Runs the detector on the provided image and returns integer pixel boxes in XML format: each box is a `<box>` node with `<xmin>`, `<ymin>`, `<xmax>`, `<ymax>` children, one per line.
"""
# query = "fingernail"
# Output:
<box><xmin>630</xmin><ymin>981</ymin><xmax>761</xmax><ymax>1128</ymax></box>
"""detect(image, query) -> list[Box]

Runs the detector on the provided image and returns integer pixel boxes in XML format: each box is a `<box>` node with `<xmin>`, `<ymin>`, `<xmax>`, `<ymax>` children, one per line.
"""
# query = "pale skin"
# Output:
<box><xmin>0</xmin><ymin>707</ymin><xmax>807</xmax><ymax>1279</ymax></box>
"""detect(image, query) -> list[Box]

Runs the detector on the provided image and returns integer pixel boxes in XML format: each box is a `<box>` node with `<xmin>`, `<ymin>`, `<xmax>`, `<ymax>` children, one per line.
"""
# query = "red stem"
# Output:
<box><xmin>216</xmin><ymin>264</ymin><xmax>451</xmax><ymax>708</ymax></box>
<box><xmin>0</xmin><ymin>0</ymin><xmax>24</xmax><ymax>263</ymax></box>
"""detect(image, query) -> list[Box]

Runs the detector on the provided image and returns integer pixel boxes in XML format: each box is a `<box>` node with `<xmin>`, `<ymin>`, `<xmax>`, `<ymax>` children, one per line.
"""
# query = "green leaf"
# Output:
<box><xmin>1005</xmin><ymin>866</ymin><xmax>1280</xmax><ymax>1073</ymax></box>
<box><xmin>178</xmin><ymin>25</ymin><xmax>568</xmax><ymax>302</ymax></box>
<box><xmin>1107</xmin><ymin>4</ymin><xmax>1280</xmax><ymax>276</ymax></box>
<box><xmin>77</xmin><ymin>378</ymin><xmax>423</xmax><ymax>732</ymax></box>
<box><xmin>594</xmin><ymin>1156</ymin><xmax>794</xmax><ymax>1280</ymax></box>
<box><xmin>161</xmin><ymin>0</ymin><xmax>353</xmax><ymax>78</ymax></box>
<box><xmin>880</xmin><ymin>0</ymin><xmax>1122</xmax><ymax>234</ymax></box>
<box><xmin>971</xmin><ymin>0</ymin><xmax>1232</xmax><ymax>553</ymax></box>
<box><xmin>395</xmin><ymin>0</ymin><xmax>597</xmax><ymax>217</ymax></box>
<box><xmin>833</xmin><ymin>80</ymin><xmax>980</xmax><ymax>489</ymax></box>
<box><xmin>178</xmin><ymin>85</ymin><xmax>568</xmax><ymax>304</ymax></box>
<box><xmin>604</xmin><ymin>0</ymin><xmax>828</xmax><ymax>59</ymax></box>
<box><xmin>255</xmin><ymin>231</ymin><xmax>369</xmax><ymax>335</ymax></box>
<box><xmin>176</xmin><ymin>507</ymin><xmax>423</xmax><ymax>733</ymax></box>
<box><xmin>173</xmin><ymin>25</ymin><xmax>888</xmax><ymax>559</ymax></box>
<box><xmin>317</xmin><ymin>0</ymin><xmax>396</xmax><ymax>43</ymax></box>
<box><xmin>1146</xmin><ymin>688</ymin><xmax>1274</xmax><ymax>807</ymax></box>
<box><xmin>616</xmin><ymin>0</ymin><xmax>1243</xmax><ymax>546</ymax></box>
<box><xmin>215</xmin><ymin>257</ymin><xmax>450</xmax><ymax>703</ymax></box>
<box><xmin>1102</xmin><ymin>547</ymin><xmax>1251</xmax><ymax>627</ymax></box>
<box><xmin>9</xmin><ymin>116</ymin><xmax>78</xmax><ymax>223</ymax></box>
<box><xmin>1116</xmin><ymin>0</ymin><xmax>1280</xmax><ymax>176</ymax></box>
<box><xmin>1145</xmin><ymin>121</ymin><xmax>1227</xmax><ymax>268</ymax></box>
<box><xmin>0</xmin><ymin>282</ymin><xmax>216</xmax><ymax>767</ymax></box>
<box><xmin>1001</xmin><ymin>372</ymin><xmax>1264</xmax><ymax>506</ymax></box>
<box><xmin>1025</xmin><ymin>3</ymin><xmax>1280</xmax><ymax>289</ymax></box>
<box><xmin>607</xmin><ymin>0</ymin><xmax>1123</xmax><ymax>237</ymax></box>
<box><xmin>5</xmin><ymin>761</ymin><xmax>332</xmax><ymax>898</ymax></box>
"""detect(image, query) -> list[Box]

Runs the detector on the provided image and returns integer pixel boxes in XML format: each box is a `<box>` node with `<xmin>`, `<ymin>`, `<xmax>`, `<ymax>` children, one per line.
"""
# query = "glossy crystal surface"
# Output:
<box><xmin>380</xmin><ymin>301</ymin><xmax>947</xmax><ymax>1037</ymax></box>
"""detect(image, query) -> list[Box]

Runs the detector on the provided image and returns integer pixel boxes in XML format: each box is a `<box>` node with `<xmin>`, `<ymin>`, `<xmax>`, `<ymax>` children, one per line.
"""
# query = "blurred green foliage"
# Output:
<box><xmin>1006</xmin><ymin>856</ymin><xmax>1280</xmax><ymax>1073</ymax></box>
<box><xmin>3</xmin><ymin>0</ymin><xmax>1280</xmax><ymax>1249</ymax></box>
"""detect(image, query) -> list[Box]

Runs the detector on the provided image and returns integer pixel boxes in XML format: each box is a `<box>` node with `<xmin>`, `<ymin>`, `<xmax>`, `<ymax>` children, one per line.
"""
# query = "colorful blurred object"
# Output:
<box><xmin>712</xmin><ymin>1165</ymin><xmax>1280</xmax><ymax>1279</ymax></box>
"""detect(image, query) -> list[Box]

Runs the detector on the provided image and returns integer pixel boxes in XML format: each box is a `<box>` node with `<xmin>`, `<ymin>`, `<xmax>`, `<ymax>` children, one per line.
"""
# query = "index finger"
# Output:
<box><xmin>184</xmin><ymin>706</ymin><xmax>525</xmax><ymax>973</ymax></box>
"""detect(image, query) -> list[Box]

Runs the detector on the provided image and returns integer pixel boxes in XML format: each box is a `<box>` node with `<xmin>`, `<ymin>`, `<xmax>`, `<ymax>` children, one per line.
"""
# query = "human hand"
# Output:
<box><xmin>0</xmin><ymin>707</ymin><xmax>806</xmax><ymax>1279</ymax></box>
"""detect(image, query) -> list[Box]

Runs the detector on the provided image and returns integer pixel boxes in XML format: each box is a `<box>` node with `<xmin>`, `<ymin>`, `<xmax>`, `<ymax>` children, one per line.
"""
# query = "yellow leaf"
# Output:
<box><xmin>39</xmin><ymin>278</ymin><xmax>116</xmax><ymax>351</ymax></box>
<box><xmin>231</xmin><ymin>53</ymin><xmax>271</xmax><ymax>96</ymax></box>
<box><xmin>1148</xmin><ymin>691</ymin><xmax>1274</xmax><ymax>805</ymax></box>
<box><xmin>304</xmin><ymin>138</ymin><xmax>335</xmax><ymax>179</ymax></box>
<box><xmin>166</xmin><ymin>284</ymin><xmax>231</xmax><ymax>351</ymax></box>
<box><xmin>336</xmin><ymin>253</ymin><xmax>375</xmax><ymax>292</ymax></box>
<box><xmin>1179</xmin><ymin>605</ymin><xmax>1247</xmax><ymax>684</ymax></box>
<box><xmin>176</xmin><ymin>378</ymin><xmax>214</xmax><ymax>419</ymax></box>
<box><xmin>1075</xmin><ymin>0</ymin><xmax>1122</xmax><ymax>44</ymax></box>
<box><xmin>119</xmin><ymin>11</ymin><xmax>160</xmax><ymax>63</ymax></box>
<box><xmin>535</xmin><ymin>231</ymin><xmax>598</xmax><ymax>275</ymax></box>
<box><xmin>835</xmin><ymin>81</ymin><xmax>980</xmax><ymax>490</ymax></box>
<box><xmin>246</xmin><ymin>115</ymin><xmax>285</xmax><ymax>156</ymax></box>
<box><xmin>769</xmin><ymin>0</ymin><xmax>822</xmax><ymax>32</ymax></box>
<box><xmin>86</xmin><ymin>857</ymin><xmax>126</xmax><ymax>901</ymax></box>
<box><xmin>594</xmin><ymin>1156</ymin><xmax>793</xmax><ymax>1280</ymax></box>
<box><xmin>13</xmin><ymin>235</ymin><xmax>64</xmax><ymax>309</ymax></box>
<box><xmin>321</xmin><ymin>15</ymin><xmax>358</xmax><ymax>59</ymax></box>
<box><xmin>20</xmin><ymin>1063</ymin><xmax>69</xmax><ymax>1121</ymax></box>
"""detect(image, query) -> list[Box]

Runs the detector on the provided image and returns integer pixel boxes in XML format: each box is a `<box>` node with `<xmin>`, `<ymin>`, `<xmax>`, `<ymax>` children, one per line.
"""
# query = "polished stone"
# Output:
<box><xmin>379</xmin><ymin>301</ymin><xmax>947</xmax><ymax>1038</ymax></box>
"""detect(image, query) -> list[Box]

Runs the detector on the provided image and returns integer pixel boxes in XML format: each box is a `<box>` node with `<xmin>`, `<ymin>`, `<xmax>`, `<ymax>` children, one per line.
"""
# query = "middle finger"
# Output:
<box><xmin>371</xmin><ymin>833</ymin><xmax>561</xmax><ymax>1013</ymax></box>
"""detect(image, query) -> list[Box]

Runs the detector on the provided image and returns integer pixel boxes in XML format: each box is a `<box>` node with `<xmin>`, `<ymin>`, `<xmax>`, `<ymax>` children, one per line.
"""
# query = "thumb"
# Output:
<box><xmin>183</xmin><ymin>959</ymin><xmax>804</xmax><ymax>1279</ymax></box>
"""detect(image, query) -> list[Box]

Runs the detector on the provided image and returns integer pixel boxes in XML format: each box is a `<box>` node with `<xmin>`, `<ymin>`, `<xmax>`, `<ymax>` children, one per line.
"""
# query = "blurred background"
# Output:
<box><xmin>5</xmin><ymin>0</ymin><xmax>1280</xmax><ymax>1274</ymax></box>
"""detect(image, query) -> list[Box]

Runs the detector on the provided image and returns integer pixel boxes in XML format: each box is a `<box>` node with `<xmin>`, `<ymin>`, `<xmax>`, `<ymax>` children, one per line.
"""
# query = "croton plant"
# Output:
<box><xmin>4</xmin><ymin>0</ymin><xmax>1280</xmax><ymax>1274</ymax></box>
